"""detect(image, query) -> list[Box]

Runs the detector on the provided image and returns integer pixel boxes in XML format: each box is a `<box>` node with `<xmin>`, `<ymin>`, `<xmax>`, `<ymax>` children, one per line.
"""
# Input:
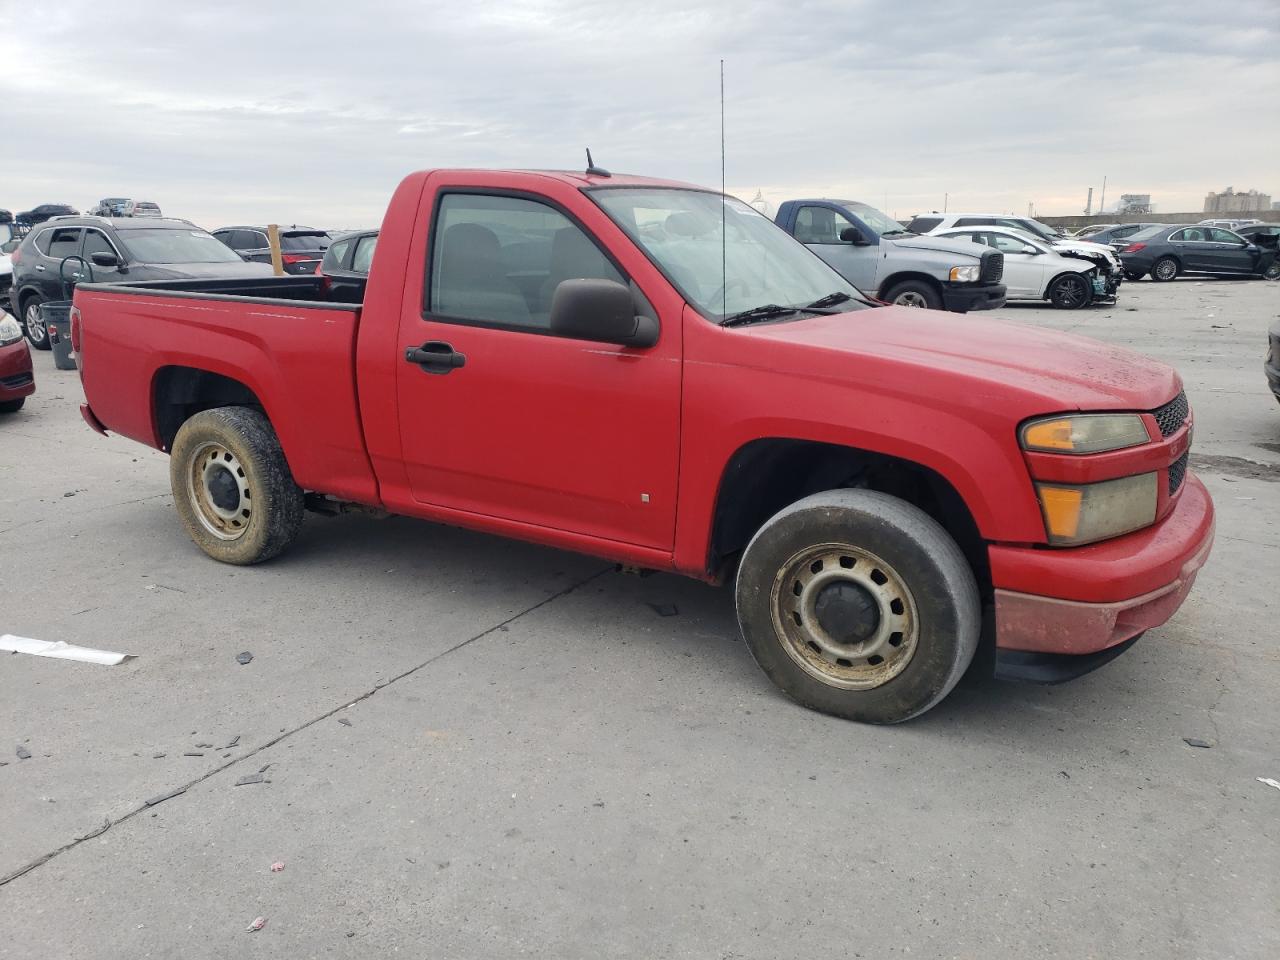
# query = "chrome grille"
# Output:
<box><xmin>1152</xmin><ymin>391</ymin><xmax>1189</xmax><ymax>437</ymax></box>
<box><xmin>1168</xmin><ymin>451</ymin><xmax>1188</xmax><ymax>495</ymax></box>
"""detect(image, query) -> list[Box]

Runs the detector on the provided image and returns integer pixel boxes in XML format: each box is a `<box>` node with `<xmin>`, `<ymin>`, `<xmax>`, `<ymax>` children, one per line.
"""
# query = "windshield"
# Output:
<box><xmin>1128</xmin><ymin>225</ymin><xmax>1167</xmax><ymax>242</ymax></box>
<box><xmin>118</xmin><ymin>228</ymin><xmax>245</xmax><ymax>264</ymax></box>
<box><xmin>591</xmin><ymin>188</ymin><xmax>868</xmax><ymax>318</ymax></box>
<box><xmin>843</xmin><ymin>202</ymin><xmax>908</xmax><ymax>237</ymax></box>
<box><xmin>1027</xmin><ymin>219</ymin><xmax>1066</xmax><ymax>240</ymax></box>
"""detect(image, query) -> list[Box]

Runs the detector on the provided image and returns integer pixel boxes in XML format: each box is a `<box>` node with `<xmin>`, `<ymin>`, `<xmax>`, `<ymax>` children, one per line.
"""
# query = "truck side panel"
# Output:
<box><xmin>75</xmin><ymin>287</ymin><xmax>379</xmax><ymax>504</ymax></box>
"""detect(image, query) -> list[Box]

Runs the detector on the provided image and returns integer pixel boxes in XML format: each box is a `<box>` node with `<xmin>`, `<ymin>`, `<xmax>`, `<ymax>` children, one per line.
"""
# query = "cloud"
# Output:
<box><xmin>1</xmin><ymin>0</ymin><xmax>1276</xmax><ymax>228</ymax></box>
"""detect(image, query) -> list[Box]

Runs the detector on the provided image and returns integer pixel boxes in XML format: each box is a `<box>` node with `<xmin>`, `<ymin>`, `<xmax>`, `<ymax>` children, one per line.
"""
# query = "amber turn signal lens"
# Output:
<box><xmin>1020</xmin><ymin>413</ymin><xmax>1150</xmax><ymax>455</ymax></box>
<box><xmin>1034</xmin><ymin>473</ymin><xmax>1158</xmax><ymax>546</ymax></box>
<box><xmin>1037</xmin><ymin>485</ymin><xmax>1083</xmax><ymax>539</ymax></box>
<box><xmin>1022</xmin><ymin>418</ymin><xmax>1076</xmax><ymax>451</ymax></box>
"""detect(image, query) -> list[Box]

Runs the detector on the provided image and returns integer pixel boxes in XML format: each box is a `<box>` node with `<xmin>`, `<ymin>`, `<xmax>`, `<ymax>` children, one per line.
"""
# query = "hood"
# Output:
<box><xmin>1054</xmin><ymin>238</ymin><xmax>1116</xmax><ymax>257</ymax></box>
<box><xmin>883</xmin><ymin>233</ymin><xmax>991</xmax><ymax>260</ymax></box>
<box><xmin>129</xmin><ymin>260</ymin><xmax>277</xmax><ymax>280</ymax></box>
<box><xmin>742</xmin><ymin>305</ymin><xmax>1180</xmax><ymax>413</ymax></box>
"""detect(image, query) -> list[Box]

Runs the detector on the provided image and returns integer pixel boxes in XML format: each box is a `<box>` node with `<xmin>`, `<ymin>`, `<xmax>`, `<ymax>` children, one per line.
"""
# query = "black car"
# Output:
<box><xmin>1236</xmin><ymin>223</ymin><xmax>1280</xmax><ymax>250</ymax></box>
<box><xmin>212</xmin><ymin>225</ymin><xmax>331</xmax><ymax>275</ymax></box>
<box><xmin>1117</xmin><ymin>224</ymin><xmax>1280</xmax><ymax>282</ymax></box>
<box><xmin>8</xmin><ymin>217</ymin><xmax>274</xmax><ymax>349</ymax></box>
<box><xmin>15</xmin><ymin>204</ymin><xmax>78</xmax><ymax>226</ymax></box>
<box><xmin>0</xmin><ymin>209</ymin><xmax>12</xmax><ymax>225</ymax></box>
<box><xmin>1075</xmin><ymin>222</ymin><xmax>1167</xmax><ymax>251</ymax></box>
<box><xmin>317</xmin><ymin>229</ymin><xmax>378</xmax><ymax>302</ymax></box>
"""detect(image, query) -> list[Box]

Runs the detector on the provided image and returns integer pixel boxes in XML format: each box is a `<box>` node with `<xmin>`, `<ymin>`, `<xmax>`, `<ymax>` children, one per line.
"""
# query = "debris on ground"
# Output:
<box><xmin>16</xmin><ymin>745</ymin><xmax>32</xmax><ymax>760</ymax></box>
<box><xmin>235</xmin><ymin>651</ymin><xmax>253</xmax><ymax>665</ymax></box>
<box><xmin>1258</xmin><ymin>777</ymin><xmax>1280</xmax><ymax>792</ymax></box>
<box><xmin>75</xmin><ymin>819</ymin><xmax>111</xmax><ymax>841</ymax></box>
<box><xmin>270</xmin><ymin>861</ymin><xmax>285</xmax><ymax>872</ymax></box>
<box><xmin>145</xmin><ymin>785</ymin><xmax>187</xmax><ymax>807</ymax></box>
<box><xmin>152</xmin><ymin>753</ymin><xmax>166</xmax><ymax>759</ymax></box>
<box><xmin>225</xmin><ymin>735</ymin><xmax>240</xmax><ymax>748</ymax></box>
<box><xmin>259</xmin><ymin>763</ymin><xmax>272</xmax><ymax>773</ymax></box>
<box><xmin>337</xmin><ymin>717</ymin><xmax>352</xmax><ymax>727</ymax></box>
<box><xmin>1</xmin><ymin>634</ymin><xmax>133</xmax><ymax>666</ymax></box>
<box><xmin>247</xmin><ymin>917</ymin><xmax>266</xmax><ymax>932</ymax></box>
<box><xmin>235</xmin><ymin>772</ymin><xmax>267</xmax><ymax>786</ymax></box>
<box><xmin>1183</xmin><ymin>737</ymin><xmax>1215</xmax><ymax>748</ymax></box>
<box><xmin>647</xmin><ymin>603</ymin><xmax>679</xmax><ymax>617</ymax></box>
<box><xmin>183</xmin><ymin>751</ymin><xmax>204</xmax><ymax>757</ymax></box>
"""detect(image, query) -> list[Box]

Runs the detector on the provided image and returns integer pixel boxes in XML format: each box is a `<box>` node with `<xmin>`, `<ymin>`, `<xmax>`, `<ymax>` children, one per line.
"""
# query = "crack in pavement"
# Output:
<box><xmin>0</xmin><ymin>493</ymin><xmax>172</xmax><ymax>537</ymax></box>
<box><xmin>0</xmin><ymin>565</ymin><xmax>611</xmax><ymax>888</ymax></box>
<box><xmin>1191</xmin><ymin>453</ymin><xmax>1280</xmax><ymax>483</ymax></box>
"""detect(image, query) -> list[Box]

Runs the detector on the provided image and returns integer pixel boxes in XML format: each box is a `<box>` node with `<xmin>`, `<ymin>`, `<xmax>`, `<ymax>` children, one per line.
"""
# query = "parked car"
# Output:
<box><xmin>72</xmin><ymin>167</ymin><xmax>1213</xmax><ymax>724</ymax></box>
<box><xmin>317</xmin><ymin>229</ymin><xmax>379</xmax><ymax>303</ymax></box>
<box><xmin>15</xmin><ymin>204</ymin><xmax>78</xmax><ymax>226</ymax></box>
<box><xmin>88</xmin><ymin>198</ymin><xmax>130</xmax><ymax>217</ymax></box>
<box><xmin>0</xmin><ymin>209</ymin><xmax>12</xmax><ymax>225</ymax></box>
<box><xmin>908</xmin><ymin>212</ymin><xmax>1124</xmax><ymax>278</ymax></box>
<box><xmin>774</xmin><ymin>199</ymin><xmax>1006</xmax><ymax>312</ymax></box>
<box><xmin>1235</xmin><ymin>223</ymin><xmax>1280</xmax><ymax>250</ymax></box>
<box><xmin>1117</xmin><ymin>224</ymin><xmax>1280</xmax><ymax>281</ymax></box>
<box><xmin>1267</xmin><ymin>320</ymin><xmax>1280</xmax><ymax>407</ymax></box>
<box><xmin>212</xmin><ymin>225</ymin><xmax>331</xmax><ymax>274</ymax></box>
<box><xmin>8</xmin><ymin>216</ymin><xmax>274</xmax><ymax>348</ymax></box>
<box><xmin>1075</xmin><ymin>222</ymin><xmax>1168</xmax><ymax>251</ymax></box>
<box><xmin>0</xmin><ymin>309</ymin><xmax>35</xmax><ymax>413</ymax></box>
<box><xmin>933</xmin><ymin>226</ymin><xmax>1114</xmax><ymax>308</ymax></box>
<box><xmin>0</xmin><ymin>238</ymin><xmax>16</xmax><ymax>302</ymax></box>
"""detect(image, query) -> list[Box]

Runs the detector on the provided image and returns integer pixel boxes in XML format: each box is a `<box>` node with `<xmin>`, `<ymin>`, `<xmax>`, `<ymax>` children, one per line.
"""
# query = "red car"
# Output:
<box><xmin>0</xmin><ymin>311</ymin><xmax>35</xmax><ymax>412</ymax></box>
<box><xmin>71</xmin><ymin>167</ymin><xmax>1214</xmax><ymax>723</ymax></box>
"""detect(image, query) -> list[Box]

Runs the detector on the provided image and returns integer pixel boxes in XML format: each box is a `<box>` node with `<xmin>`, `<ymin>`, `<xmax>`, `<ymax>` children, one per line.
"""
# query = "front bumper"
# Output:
<box><xmin>941</xmin><ymin>282</ymin><xmax>1006</xmax><ymax>313</ymax></box>
<box><xmin>0</xmin><ymin>338</ymin><xmax>36</xmax><ymax>401</ymax></box>
<box><xmin>990</xmin><ymin>473</ymin><xmax>1214</xmax><ymax>657</ymax></box>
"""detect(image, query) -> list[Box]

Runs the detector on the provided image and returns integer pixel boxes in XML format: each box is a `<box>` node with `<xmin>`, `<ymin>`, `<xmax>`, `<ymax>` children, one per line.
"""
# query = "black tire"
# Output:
<box><xmin>169</xmin><ymin>406</ymin><xmax>304</xmax><ymax>565</ymax></box>
<box><xmin>21</xmin><ymin>294</ymin><xmax>50</xmax><ymax>350</ymax></box>
<box><xmin>1124</xmin><ymin>270</ymin><xmax>1145</xmax><ymax>281</ymax></box>
<box><xmin>881</xmin><ymin>280</ymin><xmax>942</xmax><ymax>310</ymax></box>
<box><xmin>1263</xmin><ymin>262</ymin><xmax>1280</xmax><ymax>282</ymax></box>
<box><xmin>735</xmin><ymin>489</ymin><xmax>980</xmax><ymax>724</ymax></box>
<box><xmin>1047</xmin><ymin>273</ymin><xmax>1092</xmax><ymax>309</ymax></box>
<box><xmin>1151</xmin><ymin>256</ymin><xmax>1179</xmax><ymax>282</ymax></box>
<box><xmin>0</xmin><ymin>398</ymin><xmax>25</xmax><ymax>413</ymax></box>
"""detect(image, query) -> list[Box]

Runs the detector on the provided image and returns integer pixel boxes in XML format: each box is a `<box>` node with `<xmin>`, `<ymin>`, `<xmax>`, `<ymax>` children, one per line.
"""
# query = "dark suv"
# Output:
<box><xmin>9</xmin><ymin>217</ymin><xmax>274</xmax><ymax>348</ymax></box>
<box><xmin>212</xmin><ymin>226</ymin><xmax>332</xmax><ymax>274</ymax></box>
<box><xmin>15</xmin><ymin>204</ymin><xmax>78</xmax><ymax>226</ymax></box>
<box><xmin>316</xmin><ymin>229</ymin><xmax>378</xmax><ymax>302</ymax></box>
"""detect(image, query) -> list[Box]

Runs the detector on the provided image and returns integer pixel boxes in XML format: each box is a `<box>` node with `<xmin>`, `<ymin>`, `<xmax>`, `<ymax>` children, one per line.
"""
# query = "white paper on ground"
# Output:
<box><xmin>0</xmin><ymin>634</ymin><xmax>133</xmax><ymax>666</ymax></box>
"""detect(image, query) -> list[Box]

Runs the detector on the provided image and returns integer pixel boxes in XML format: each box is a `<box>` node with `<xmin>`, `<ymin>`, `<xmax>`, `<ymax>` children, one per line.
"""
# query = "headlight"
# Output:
<box><xmin>0</xmin><ymin>313</ymin><xmax>22</xmax><ymax>346</ymax></box>
<box><xmin>1020</xmin><ymin>413</ymin><xmax>1150</xmax><ymax>454</ymax></box>
<box><xmin>949</xmin><ymin>265</ymin><xmax>980</xmax><ymax>283</ymax></box>
<box><xmin>1035</xmin><ymin>473</ymin><xmax>1158</xmax><ymax>546</ymax></box>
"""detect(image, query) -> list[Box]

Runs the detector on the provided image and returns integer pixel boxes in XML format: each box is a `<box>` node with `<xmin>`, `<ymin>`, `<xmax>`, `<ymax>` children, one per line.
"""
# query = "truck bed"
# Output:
<box><xmin>73</xmin><ymin>276</ymin><xmax>379</xmax><ymax>505</ymax></box>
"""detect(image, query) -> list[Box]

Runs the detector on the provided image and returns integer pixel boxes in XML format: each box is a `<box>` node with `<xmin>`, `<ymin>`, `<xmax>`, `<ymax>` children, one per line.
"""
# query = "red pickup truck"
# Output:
<box><xmin>71</xmin><ymin>168</ymin><xmax>1214</xmax><ymax>723</ymax></box>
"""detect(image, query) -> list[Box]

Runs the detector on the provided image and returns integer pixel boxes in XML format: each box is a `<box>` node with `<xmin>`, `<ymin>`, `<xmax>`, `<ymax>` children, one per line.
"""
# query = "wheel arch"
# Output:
<box><xmin>152</xmin><ymin>365</ymin><xmax>267</xmax><ymax>453</ymax></box>
<box><xmin>705</xmin><ymin>437</ymin><xmax>991</xmax><ymax>602</ymax></box>
<box><xmin>877</xmin><ymin>271</ymin><xmax>943</xmax><ymax>301</ymax></box>
<box><xmin>1043</xmin><ymin>269</ymin><xmax>1091</xmax><ymax>300</ymax></box>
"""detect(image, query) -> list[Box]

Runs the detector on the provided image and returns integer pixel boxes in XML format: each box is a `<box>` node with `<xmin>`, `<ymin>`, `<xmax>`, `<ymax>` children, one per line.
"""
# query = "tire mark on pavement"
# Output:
<box><xmin>0</xmin><ymin>564</ymin><xmax>611</xmax><ymax>887</ymax></box>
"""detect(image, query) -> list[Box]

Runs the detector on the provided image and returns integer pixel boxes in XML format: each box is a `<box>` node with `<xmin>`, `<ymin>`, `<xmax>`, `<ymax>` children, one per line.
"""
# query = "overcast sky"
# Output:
<box><xmin>2</xmin><ymin>0</ymin><xmax>1277</xmax><ymax>230</ymax></box>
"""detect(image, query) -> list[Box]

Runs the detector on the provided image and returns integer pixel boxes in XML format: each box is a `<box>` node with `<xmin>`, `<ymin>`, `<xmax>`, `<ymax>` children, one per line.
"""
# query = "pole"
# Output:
<box><xmin>267</xmin><ymin>224</ymin><xmax>284</xmax><ymax>277</ymax></box>
<box><xmin>1099</xmin><ymin>176</ymin><xmax>1107</xmax><ymax>216</ymax></box>
<box><xmin>943</xmin><ymin>192</ymin><xmax>948</xmax><ymax>213</ymax></box>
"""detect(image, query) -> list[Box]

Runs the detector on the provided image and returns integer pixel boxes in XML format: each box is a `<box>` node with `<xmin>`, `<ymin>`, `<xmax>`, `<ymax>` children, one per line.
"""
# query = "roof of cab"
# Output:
<box><xmin>420</xmin><ymin>168</ymin><xmax>712</xmax><ymax>192</ymax></box>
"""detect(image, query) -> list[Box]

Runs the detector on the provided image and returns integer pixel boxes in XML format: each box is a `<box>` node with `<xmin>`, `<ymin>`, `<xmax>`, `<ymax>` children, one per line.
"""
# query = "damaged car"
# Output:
<box><xmin>934</xmin><ymin>225</ymin><xmax>1118</xmax><ymax>308</ymax></box>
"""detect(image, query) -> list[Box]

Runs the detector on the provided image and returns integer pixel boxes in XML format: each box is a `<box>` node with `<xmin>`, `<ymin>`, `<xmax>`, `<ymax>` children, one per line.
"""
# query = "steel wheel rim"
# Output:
<box><xmin>1154</xmin><ymin>260</ymin><xmax>1176</xmax><ymax>280</ymax></box>
<box><xmin>187</xmin><ymin>441</ymin><xmax>252</xmax><ymax>541</ymax></box>
<box><xmin>1054</xmin><ymin>277</ymin><xmax>1087</xmax><ymax>307</ymax></box>
<box><xmin>894</xmin><ymin>291</ymin><xmax>928</xmax><ymax>308</ymax></box>
<box><xmin>25</xmin><ymin>303</ymin><xmax>45</xmax><ymax>341</ymax></box>
<box><xmin>770</xmin><ymin>542</ymin><xmax>919</xmax><ymax>690</ymax></box>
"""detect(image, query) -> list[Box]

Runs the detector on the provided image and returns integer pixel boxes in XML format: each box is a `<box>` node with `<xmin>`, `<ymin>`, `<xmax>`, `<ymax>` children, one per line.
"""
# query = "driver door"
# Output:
<box><xmin>794</xmin><ymin>205</ymin><xmax>877</xmax><ymax>291</ymax></box>
<box><xmin>1203</xmin><ymin>228</ymin><xmax>1254</xmax><ymax>274</ymax></box>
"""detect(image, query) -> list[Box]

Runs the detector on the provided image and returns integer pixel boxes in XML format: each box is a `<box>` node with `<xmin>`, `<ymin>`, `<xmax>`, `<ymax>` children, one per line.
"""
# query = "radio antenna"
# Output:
<box><xmin>720</xmin><ymin>59</ymin><xmax>726</xmax><ymax>312</ymax></box>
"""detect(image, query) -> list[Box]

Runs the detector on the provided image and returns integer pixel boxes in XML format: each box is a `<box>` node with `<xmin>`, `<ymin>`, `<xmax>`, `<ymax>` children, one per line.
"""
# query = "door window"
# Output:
<box><xmin>352</xmin><ymin>235</ymin><xmax>378</xmax><ymax>274</ymax></box>
<box><xmin>428</xmin><ymin>193</ymin><xmax>623</xmax><ymax>332</ymax></box>
<box><xmin>1208</xmin><ymin>228</ymin><xmax>1243</xmax><ymax>244</ymax></box>
<box><xmin>1173</xmin><ymin>228</ymin><xmax>1205</xmax><ymax>242</ymax></box>
<box><xmin>46</xmin><ymin>227</ymin><xmax>83</xmax><ymax>260</ymax></box>
<box><xmin>990</xmin><ymin>233</ymin><xmax>1038</xmax><ymax>255</ymax></box>
<box><xmin>82</xmin><ymin>229</ymin><xmax>118</xmax><ymax>260</ymax></box>
<box><xmin>955</xmin><ymin>217</ymin><xmax>992</xmax><ymax>227</ymax></box>
<box><xmin>793</xmin><ymin>206</ymin><xmax>857</xmax><ymax>244</ymax></box>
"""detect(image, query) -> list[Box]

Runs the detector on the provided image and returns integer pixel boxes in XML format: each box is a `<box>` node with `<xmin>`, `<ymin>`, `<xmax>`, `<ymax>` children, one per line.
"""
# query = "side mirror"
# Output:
<box><xmin>839</xmin><ymin>226</ymin><xmax>870</xmax><ymax>245</ymax></box>
<box><xmin>90</xmin><ymin>251</ymin><xmax>120</xmax><ymax>267</ymax></box>
<box><xmin>1245</xmin><ymin>243</ymin><xmax>1259</xmax><ymax>253</ymax></box>
<box><xmin>549</xmin><ymin>279</ymin><xmax>658</xmax><ymax>348</ymax></box>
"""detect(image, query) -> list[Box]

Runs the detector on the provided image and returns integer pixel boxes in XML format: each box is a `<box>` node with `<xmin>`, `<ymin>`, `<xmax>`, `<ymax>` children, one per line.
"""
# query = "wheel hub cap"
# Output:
<box><xmin>189</xmin><ymin>443</ymin><xmax>252</xmax><ymax>541</ymax></box>
<box><xmin>770</xmin><ymin>543</ymin><xmax>919</xmax><ymax>690</ymax></box>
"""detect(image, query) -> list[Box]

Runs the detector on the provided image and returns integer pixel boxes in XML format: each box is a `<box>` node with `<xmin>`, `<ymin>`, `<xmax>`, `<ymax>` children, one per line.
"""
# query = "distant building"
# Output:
<box><xmin>1117</xmin><ymin>193</ymin><xmax>1153</xmax><ymax>214</ymax></box>
<box><xmin>1204</xmin><ymin>187</ymin><xmax>1272</xmax><ymax>213</ymax></box>
<box><xmin>748</xmin><ymin>190</ymin><xmax>774</xmax><ymax>218</ymax></box>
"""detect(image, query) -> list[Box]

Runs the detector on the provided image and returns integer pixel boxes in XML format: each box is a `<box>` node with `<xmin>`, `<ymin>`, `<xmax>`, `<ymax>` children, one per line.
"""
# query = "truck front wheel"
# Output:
<box><xmin>881</xmin><ymin>280</ymin><xmax>941</xmax><ymax>310</ymax></box>
<box><xmin>735</xmin><ymin>489</ymin><xmax>979</xmax><ymax>724</ymax></box>
<box><xmin>169</xmin><ymin>406</ymin><xmax>304</xmax><ymax>565</ymax></box>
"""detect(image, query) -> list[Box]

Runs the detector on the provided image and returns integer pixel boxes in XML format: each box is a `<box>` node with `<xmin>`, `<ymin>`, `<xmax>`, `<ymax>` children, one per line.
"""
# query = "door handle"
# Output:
<box><xmin>35</xmin><ymin>265</ymin><xmax>46</xmax><ymax>272</ymax></box>
<box><xmin>405</xmin><ymin>340</ymin><xmax>466</xmax><ymax>374</ymax></box>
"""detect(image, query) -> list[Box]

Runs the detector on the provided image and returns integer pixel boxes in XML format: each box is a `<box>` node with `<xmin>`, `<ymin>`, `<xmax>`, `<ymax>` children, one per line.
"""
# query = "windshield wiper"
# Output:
<box><xmin>881</xmin><ymin>229</ymin><xmax>915</xmax><ymax>237</ymax></box>
<box><xmin>804</xmin><ymin>291</ymin><xmax>855</xmax><ymax>309</ymax></box>
<box><xmin>720</xmin><ymin>304</ymin><xmax>812</xmax><ymax>327</ymax></box>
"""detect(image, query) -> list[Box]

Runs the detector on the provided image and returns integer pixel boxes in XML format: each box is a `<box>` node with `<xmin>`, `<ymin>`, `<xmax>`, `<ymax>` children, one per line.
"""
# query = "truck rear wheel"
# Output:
<box><xmin>169</xmin><ymin>406</ymin><xmax>304</xmax><ymax>565</ymax></box>
<box><xmin>881</xmin><ymin>280</ymin><xmax>941</xmax><ymax>310</ymax></box>
<box><xmin>734</xmin><ymin>489</ymin><xmax>979</xmax><ymax>724</ymax></box>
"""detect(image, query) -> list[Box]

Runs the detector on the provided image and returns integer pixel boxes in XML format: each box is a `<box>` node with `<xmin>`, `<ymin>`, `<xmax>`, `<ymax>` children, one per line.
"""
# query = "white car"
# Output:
<box><xmin>933</xmin><ymin>226</ymin><xmax>1112</xmax><ymax>309</ymax></box>
<box><xmin>906</xmin><ymin>211</ymin><xmax>1122</xmax><ymax>264</ymax></box>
